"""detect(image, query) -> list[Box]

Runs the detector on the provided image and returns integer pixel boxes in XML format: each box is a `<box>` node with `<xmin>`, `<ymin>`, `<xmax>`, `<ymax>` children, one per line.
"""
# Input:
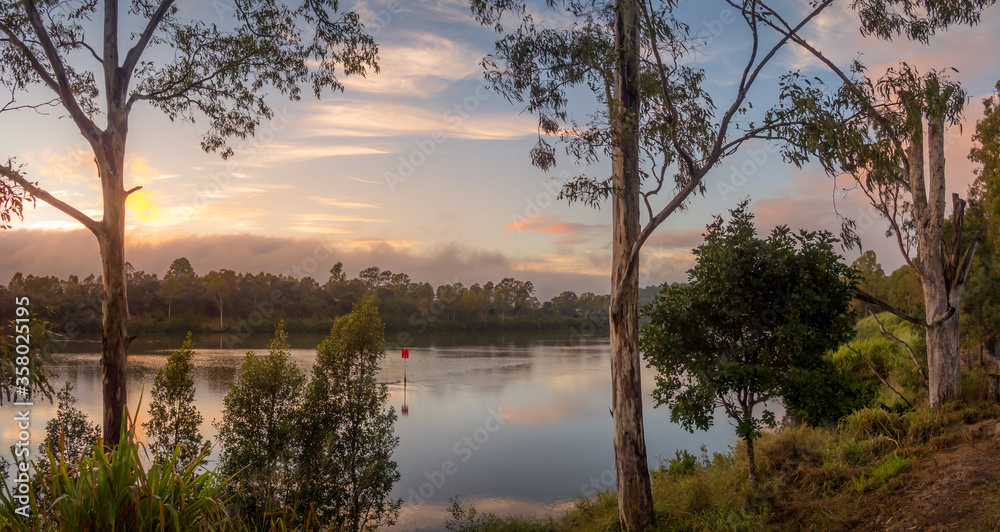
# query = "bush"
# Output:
<box><xmin>839</xmin><ymin>408</ymin><xmax>907</xmax><ymax>443</ymax></box>
<box><xmin>0</xmin><ymin>409</ymin><xmax>230</xmax><ymax>531</ymax></box>
<box><xmin>962</xmin><ymin>369</ymin><xmax>991</xmax><ymax>402</ymax></box>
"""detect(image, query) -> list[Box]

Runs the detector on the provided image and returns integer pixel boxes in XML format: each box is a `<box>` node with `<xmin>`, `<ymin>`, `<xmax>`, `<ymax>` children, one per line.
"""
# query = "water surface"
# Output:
<box><xmin>2</xmin><ymin>330</ymin><xmax>739</xmax><ymax>531</ymax></box>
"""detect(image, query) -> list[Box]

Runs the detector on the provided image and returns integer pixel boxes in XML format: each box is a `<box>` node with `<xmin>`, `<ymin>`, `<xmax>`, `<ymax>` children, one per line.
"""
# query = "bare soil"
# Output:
<box><xmin>852</xmin><ymin>420</ymin><xmax>1000</xmax><ymax>531</ymax></box>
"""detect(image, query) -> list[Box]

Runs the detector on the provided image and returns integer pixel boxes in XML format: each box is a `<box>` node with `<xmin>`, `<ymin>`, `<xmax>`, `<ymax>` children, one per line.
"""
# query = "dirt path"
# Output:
<box><xmin>857</xmin><ymin>421</ymin><xmax>1000</xmax><ymax>531</ymax></box>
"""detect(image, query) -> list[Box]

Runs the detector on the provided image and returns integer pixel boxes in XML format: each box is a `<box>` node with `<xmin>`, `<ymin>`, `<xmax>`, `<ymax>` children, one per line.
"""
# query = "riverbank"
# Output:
<box><xmin>445</xmin><ymin>393</ymin><xmax>1000</xmax><ymax>531</ymax></box>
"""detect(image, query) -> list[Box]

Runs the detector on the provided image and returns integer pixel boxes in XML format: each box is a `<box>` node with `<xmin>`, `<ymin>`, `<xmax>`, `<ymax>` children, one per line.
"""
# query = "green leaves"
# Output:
<box><xmin>215</xmin><ymin>321</ymin><xmax>305</xmax><ymax>523</ymax></box>
<box><xmin>298</xmin><ymin>295</ymin><xmax>401</xmax><ymax>531</ymax></box>
<box><xmin>144</xmin><ymin>332</ymin><xmax>207</xmax><ymax>468</ymax></box>
<box><xmin>641</xmin><ymin>201</ymin><xmax>857</xmax><ymax>445</ymax></box>
<box><xmin>472</xmin><ymin>1</ymin><xmax>716</xmax><ymax>207</ymax></box>
<box><xmin>854</xmin><ymin>0</ymin><xmax>996</xmax><ymax>44</ymax></box>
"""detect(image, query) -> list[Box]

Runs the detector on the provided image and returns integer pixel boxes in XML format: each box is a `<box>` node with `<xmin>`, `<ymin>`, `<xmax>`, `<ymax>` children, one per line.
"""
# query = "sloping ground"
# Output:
<box><xmin>852</xmin><ymin>421</ymin><xmax>1000</xmax><ymax>531</ymax></box>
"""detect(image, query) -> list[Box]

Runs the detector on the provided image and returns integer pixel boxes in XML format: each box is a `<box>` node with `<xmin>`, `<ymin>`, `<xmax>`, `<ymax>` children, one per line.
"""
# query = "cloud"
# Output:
<box><xmin>643</xmin><ymin>227</ymin><xmax>705</xmax><ymax>251</ymax></box>
<box><xmin>308</xmin><ymin>197</ymin><xmax>381</xmax><ymax>209</ymax></box>
<box><xmin>505</xmin><ymin>216</ymin><xmax>607</xmax><ymax>244</ymax></box>
<box><xmin>239</xmin><ymin>143</ymin><xmax>389</xmax><ymax>166</ymax></box>
<box><xmin>341</xmin><ymin>33</ymin><xmax>484</xmax><ymax>97</ymax></box>
<box><xmin>298</xmin><ymin>99</ymin><xmax>538</xmax><ymax>141</ymax></box>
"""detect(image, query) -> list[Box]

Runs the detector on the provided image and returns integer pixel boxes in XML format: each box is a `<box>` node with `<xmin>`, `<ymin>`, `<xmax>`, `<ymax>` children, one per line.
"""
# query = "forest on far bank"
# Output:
<box><xmin>0</xmin><ymin>259</ymin><xmax>653</xmax><ymax>336</ymax></box>
<box><xmin>3</xmin><ymin>242</ymin><xmax>987</xmax><ymax>353</ymax></box>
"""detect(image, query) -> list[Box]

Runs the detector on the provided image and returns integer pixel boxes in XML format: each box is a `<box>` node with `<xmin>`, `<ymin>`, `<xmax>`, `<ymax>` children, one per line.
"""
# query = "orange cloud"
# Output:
<box><xmin>505</xmin><ymin>216</ymin><xmax>607</xmax><ymax>244</ymax></box>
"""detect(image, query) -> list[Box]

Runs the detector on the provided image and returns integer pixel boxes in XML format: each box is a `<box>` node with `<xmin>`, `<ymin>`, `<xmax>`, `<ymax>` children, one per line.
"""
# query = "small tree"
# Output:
<box><xmin>143</xmin><ymin>332</ymin><xmax>205</xmax><ymax>466</ymax></box>
<box><xmin>297</xmin><ymin>296</ymin><xmax>401</xmax><ymax>532</ymax></box>
<box><xmin>215</xmin><ymin>322</ymin><xmax>305</xmax><ymax>524</ymax></box>
<box><xmin>36</xmin><ymin>382</ymin><xmax>101</xmax><ymax>476</ymax></box>
<box><xmin>640</xmin><ymin>202</ymin><xmax>856</xmax><ymax>486</ymax></box>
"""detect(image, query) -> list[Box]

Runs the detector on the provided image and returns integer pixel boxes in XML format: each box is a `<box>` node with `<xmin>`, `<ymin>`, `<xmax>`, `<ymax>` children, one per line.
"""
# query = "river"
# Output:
<box><xmin>2</xmin><ymin>329</ymin><xmax>739</xmax><ymax>531</ymax></box>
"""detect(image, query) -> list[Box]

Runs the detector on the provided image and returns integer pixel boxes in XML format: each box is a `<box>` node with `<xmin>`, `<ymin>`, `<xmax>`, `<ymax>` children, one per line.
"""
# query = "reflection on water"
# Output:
<box><xmin>2</xmin><ymin>330</ymin><xmax>738</xmax><ymax>531</ymax></box>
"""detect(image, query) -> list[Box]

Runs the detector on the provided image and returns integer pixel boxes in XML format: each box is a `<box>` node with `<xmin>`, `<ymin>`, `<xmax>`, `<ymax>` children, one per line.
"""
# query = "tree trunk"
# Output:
<box><xmin>911</xmin><ymin>102</ymin><xmax>963</xmax><ymax>407</ymax></box>
<box><xmin>924</xmin><ymin>271</ymin><xmax>962</xmax><ymax>406</ymax></box>
<box><xmin>97</xmin><ymin>152</ymin><xmax>129</xmax><ymax>446</ymax></box>
<box><xmin>609</xmin><ymin>1</ymin><xmax>654</xmax><ymax>529</ymax></box>
<box><xmin>988</xmin><ymin>374</ymin><xmax>1000</xmax><ymax>403</ymax></box>
<box><xmin>745</xmin><ymin>436</ymin><xmax>758</xmax><ymax>488</ymax></box>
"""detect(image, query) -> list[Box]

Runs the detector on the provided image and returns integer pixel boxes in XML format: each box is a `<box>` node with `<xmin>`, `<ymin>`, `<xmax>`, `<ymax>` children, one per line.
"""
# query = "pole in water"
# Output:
<box><xmin>402</xmin><ymin>348</ymin><xmax>409</xmax><ymax>384</ymax></box>
<box><xmin>401</xmin><ymin>348</ymin><xmax>410</xmax><ymax>415</ymax></box>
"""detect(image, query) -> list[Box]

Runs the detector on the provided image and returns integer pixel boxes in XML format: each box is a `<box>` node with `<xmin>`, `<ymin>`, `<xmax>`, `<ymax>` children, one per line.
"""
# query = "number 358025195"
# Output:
<box><xmin>14</xmin><ymin>296</ymin><xmax>31</xmax><ymax>382</ymax></box>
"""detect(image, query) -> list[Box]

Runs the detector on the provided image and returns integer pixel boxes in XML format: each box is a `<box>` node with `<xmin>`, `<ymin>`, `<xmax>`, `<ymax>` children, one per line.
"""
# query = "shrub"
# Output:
<box><xmin>0</xmin><ymin>409</ymin><xmax>230</xmax><ymax>531</ymax></box>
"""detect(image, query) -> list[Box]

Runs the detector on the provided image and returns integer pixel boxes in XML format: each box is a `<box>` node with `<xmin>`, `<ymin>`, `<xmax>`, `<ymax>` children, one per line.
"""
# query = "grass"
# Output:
<box><xmin>444</xmin><ymin>395</ymin><xmax>1000</xmax><ymax>532</ymax></box>
<box><xmin>849</xmin><ymin>452</ymin><xmax>910</xmax><ymax>493</ymax></box>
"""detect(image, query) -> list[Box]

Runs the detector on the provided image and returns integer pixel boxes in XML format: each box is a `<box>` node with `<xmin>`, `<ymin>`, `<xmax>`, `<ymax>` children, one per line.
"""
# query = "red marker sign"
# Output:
<box><xmin>402</xmin><ymin>348</ymin><xmax>409</xmax><ymax>359</ymax></box>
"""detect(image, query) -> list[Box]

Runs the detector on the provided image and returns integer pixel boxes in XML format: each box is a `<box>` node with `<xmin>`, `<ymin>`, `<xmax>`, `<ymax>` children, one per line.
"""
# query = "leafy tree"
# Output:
<box><xmin>0</xmin><ymin>1</ymin><xmax>378</xmax><ymax>445</ymax></box>
<box><xmin>886</xmin><ymin>265</ymin><xmax>925</xmax><ymax>320</ymax></box>
<box><xmin>1</xmin><ymin>317</ymin><xmax>55</xmax><ymax>405</ymax></box>
<box><xmin>203</xmin><ymin>269</ymin><xmax>238</xmax><ymax>330</ymax></box>
<box><xmin>640</xmin><ymin>202</ymin><xmax>856</xmax><ymax>486</ymax></box>
<box><xmin>297</xmin><ymin>296</ymin><xmax>401</xmax><ymax>531</ymax></box>
<box><xmin>143</xmin><ymin>332</ymin><xmax>205</xmax><ymax>466</ymax></box>
<box><xmin>216</xmin><ymin>322</ymin><xmax>306</xmax><ymax>524</ymax></box>
<box><xmin>963</xmin><ymin>80</ymin><xmax>1000</xmax><ymax>367</ymax></box>
<box><xmin>550</xmin><ymin>291</ymin><xmax>580</xmax><ymax>317</ymax></box>
<box><xmin>158</xmin><ymin>257</ymin><xmax>203</xmax><ymax>320</ymax></box>
<box><xmin>125</xmin><ymin>264</ymin><xmax>162</xmax><ymax>319</ymax></box>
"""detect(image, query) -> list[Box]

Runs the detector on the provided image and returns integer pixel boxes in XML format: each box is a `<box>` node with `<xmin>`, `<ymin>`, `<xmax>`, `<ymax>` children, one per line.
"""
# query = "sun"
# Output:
<box><xmin>126</xmin><ymin>189</ymin><xmax>161</xmax><ymax>223</ymax></box>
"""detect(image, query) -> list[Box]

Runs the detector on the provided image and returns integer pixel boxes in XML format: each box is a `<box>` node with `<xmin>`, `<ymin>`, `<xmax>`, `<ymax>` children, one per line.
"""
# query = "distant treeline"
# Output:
<box><xmin>0</xmin><ymin>259</ymin><xmax>669</xmax><ymax>336</ymax></box>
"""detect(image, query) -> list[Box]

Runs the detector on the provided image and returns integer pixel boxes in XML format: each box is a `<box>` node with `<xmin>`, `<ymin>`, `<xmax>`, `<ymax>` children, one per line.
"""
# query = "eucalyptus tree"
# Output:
<box><xmin>466</xmin><ymin>0</ymin><xmax>894</xmax><ymax>527</ymax></box>
<box><xmin>764</xmin><ymin>2</ymin><xmax>995</xmax><ymax>406</ymax></box>
<box><xmin>0</xmin><ymin>0</ymin><xmax>378</xmax><ymax>444</ymax></box>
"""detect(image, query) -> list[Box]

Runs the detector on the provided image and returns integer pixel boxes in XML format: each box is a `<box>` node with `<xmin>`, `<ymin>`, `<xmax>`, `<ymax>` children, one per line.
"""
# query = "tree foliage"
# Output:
<box><xmin>640</xmin><ymin>201</ymin><xmax>857</xmax><ymax>484</ymax></box>
<box><xmin>297</xmin><ymin>296</ymin><xmax>401</xmax><ymax>531</ymax></box>
<box><xmin>143</xmin><ymin>332</ymin><xmax>205</xmax><ymax>467</ymax></box>
<box><xmin>963</xmin><ymin>79</ymin><xmax>1000</xmax><ymax>365</ymax></box>
<box><xmin>215</xmin><ymin>322</ymin><xmax>305</xmax><ymax>523</ymax></box>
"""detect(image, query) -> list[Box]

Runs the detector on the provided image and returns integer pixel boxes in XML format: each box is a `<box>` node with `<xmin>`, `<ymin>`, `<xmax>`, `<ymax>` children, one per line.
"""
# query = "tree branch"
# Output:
<box><xmin>612</xmin><ymin>1</ymin><xmax>831</xmax><ymax>303</ymax></box>
<box><xmin>122</xmin><ymin>0</ymin><xmax>176</xmax><ymax>80</ymax></box>
<box><xmin>0</xmin><ymin>21</ymin><xmax>60</xmax><ymax>94</ymax></box>
<box><xmin>20</xmin><ymin>0</ymin><xmax>102</xmax><ymax>145</ymax></box>
<box><xmin>846</xmin><ymin>342</ymin><xmax>913</xmax><ymax>408</ymax></box>
<box><xmin>0</xmin><ymin>164</ymin><xmax>100</xmax><ymax>235</ymax></box>
<box><xmin>870</xmin><ymin>311</ymin><xmax>927</xmax><ymax>383</ymax></box>
<box><xmin>853</xmin><ymin>288</ymin><xmax>924</xmax><ymax>326</ymax></box>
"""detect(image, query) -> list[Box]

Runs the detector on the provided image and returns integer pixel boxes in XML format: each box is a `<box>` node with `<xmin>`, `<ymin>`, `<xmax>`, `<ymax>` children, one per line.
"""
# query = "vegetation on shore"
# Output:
<box><xmin>444</xmin><ymin>391</ymin><xmax>1000</xmax><ymax>532</ymax></box>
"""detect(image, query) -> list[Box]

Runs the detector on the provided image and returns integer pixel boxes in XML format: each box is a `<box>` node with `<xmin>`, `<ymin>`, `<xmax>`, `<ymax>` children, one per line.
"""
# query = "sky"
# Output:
<box><xmin>1</xmin><ymin>0</ymin><xmax>999</xmax><ymax>300</ymax></box>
